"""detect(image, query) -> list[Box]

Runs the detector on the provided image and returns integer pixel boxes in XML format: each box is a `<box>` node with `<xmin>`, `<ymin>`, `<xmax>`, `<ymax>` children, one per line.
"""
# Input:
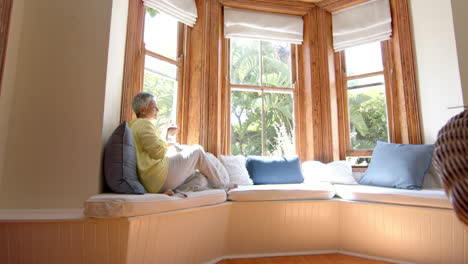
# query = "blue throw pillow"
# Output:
<box><xmin>359</xmin><ymin>141</ymin><xmax>434</xmax><ymax>189</ymax></box>
<box><xmin>246</xmin><ymin>156</ymin><xmax>304</xmax><ymax>184</ymax></box>
<box><xmin>104</xmin><ymin>122</ymin><xmax>147</xmax><ymax>194</ymax></box>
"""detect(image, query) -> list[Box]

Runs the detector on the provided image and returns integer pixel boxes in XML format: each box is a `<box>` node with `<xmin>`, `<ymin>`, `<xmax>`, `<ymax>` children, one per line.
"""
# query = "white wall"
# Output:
<box><xmin>0</xmin><ymin>0</ymin><xmax>115</xmax><ymax>208</ymax></box>
<box><xmin>451</xmin><ymin>0</ymin><xmax>468</xmax><ymax>106</ymax></box>
<box><xmin>410</xmin><ymin>0</ymin><xmax>464</xmax><ymax>144</ymax></box>
<box><xmin>99</xmin><ymin>0</ymin><xmax>129</xmax><ymax>190</ymax></box>
<box><xmin>102</xmin><ymin>0</ymin><xmax>128</xmax><ymax>144</ymax></box>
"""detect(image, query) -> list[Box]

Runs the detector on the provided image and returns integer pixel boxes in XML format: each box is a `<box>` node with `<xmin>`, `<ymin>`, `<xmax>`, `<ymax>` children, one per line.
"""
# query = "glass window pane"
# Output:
<box><xmin>230</xmin><ymin>38</ymin><xmax>260</xmax><ymax>86</ymax></box>
<box><xmin>143</xmin><ymin>69</ymin><xmax>178</xmax><ymax>133</ymax></box>
<box><xmin>344</xmin><ymin>42</ymin><xmax>383</xmax><ymax>77</ymax></box>
<box><xmin>144</xmin><ymin>8</ymin><xmax>178</xmax><ymax>60</ymax></box>
<box><xmin>261</xmin><ymin>41</ymin><xmax>292</xmax><ymax>88</ymax></box>
<box><xmin>230</xmin><ymin>89</ymin><xmax>262</xmax><ymax>156</ymax></box>
<box><xmin>263</xmin><ymin>92</ymin><xmax>295</xmax><ymax>156</ymax></box>
<box><xmin>347</xmin><ymin>75</ymin><xmax>384</xmax><ymax>89</ymax></box>
<box><xmin>346</xmin><ymin>156</ymin><xmax>371</xmax><ymax>166</ymax></box>
<box><xmin>145</xmin><ymin>55</ymin><xmax>177</xmax><ymax>80</ymax></box>
<box><xmin>347</xmin><ymin>80</ymin><xmax>389</xmax><ymax>150</ymax></box>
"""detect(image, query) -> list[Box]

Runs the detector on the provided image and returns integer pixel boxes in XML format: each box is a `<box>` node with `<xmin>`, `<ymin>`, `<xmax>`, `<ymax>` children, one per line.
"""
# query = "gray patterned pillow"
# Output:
<box><xmin>220</xmin><ymin>155</ymin><xmax>253</xmax><ymax>185</ymax></box>
<box><xmin>104</xmin><ymin>122</ymin><xmax>146</xmax><ymax>194</ymax></box>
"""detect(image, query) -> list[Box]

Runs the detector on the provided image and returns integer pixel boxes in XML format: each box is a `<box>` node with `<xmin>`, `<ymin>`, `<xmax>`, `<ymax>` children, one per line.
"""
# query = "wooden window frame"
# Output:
<box><xmin>216</xmin><ymin>1</ymin><xmax>323</xmax><ymax>160</ymax></box>
<box><xmin>333</xmin><ymin>0</ymin><xmax>423</xmax><ymax>168</ymax></box>
<box><xmin>226</xmin><ymin>38</ymin><xmax>299</xmax><ymax>156</ymax></box>
<box><xmin>121</xmin><ymin>2</ymin><xmax>188</xmax><ymax>142</ymax></box>
<box><xmin>120</xmin><ymin>0</ymin><xmax>421</xmax><ymax>162</ymax></box>
<box><xmin>142</xmin><ymin>11</ymin><xmax>185</xmax><ymax>133</ymax></box>
<box><xmin>0</xmin><ymin>0</ymin><xmax>13</xmax><ymax>94</ymax></box>
<box><xmin>335</xmin><ymin>40</ymin><xmax>397</xmax><ymax>160</ymax></box>
<box><xmin>216</xmin><ymin>1</ymin><xmax>371</xmax><ymax>162</ymax></box>
<box><xmin>220</xmin><ymin>0</ymin><xmax>422</xmax><ymax>162</ymax></box>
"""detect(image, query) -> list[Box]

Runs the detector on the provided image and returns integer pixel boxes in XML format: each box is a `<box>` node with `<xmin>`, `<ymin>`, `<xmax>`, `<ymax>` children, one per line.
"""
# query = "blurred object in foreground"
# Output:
<box><xmin>433</xmin><ymin>110</ymin><xmax>468</xmax><ymax>225</ymax></box>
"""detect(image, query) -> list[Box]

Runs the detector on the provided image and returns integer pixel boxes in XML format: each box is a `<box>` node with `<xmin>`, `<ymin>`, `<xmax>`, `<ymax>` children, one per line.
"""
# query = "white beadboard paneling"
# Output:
<box><xmin>339</xmin><ymin>201</ymin><xmax>468</xmax><ymax>264</ymax></box>
<box><xmin>0</xmin><ymin>219</ymin><xmax>130</xmax><ymax>264</ymax></box>
<box><xmin>126</xmin><ymin>203</ymin><xmax>230</xmax><ymax>264</ymax></box>
<box><xmin>225</xmin><ymin>200</ymin><xmax>340</xmax><ymax>255</ymax></box>
<box><xmin>1</xmin><ymin>201</ymin><xmax>467</xmax><ymax>263</ymax></box>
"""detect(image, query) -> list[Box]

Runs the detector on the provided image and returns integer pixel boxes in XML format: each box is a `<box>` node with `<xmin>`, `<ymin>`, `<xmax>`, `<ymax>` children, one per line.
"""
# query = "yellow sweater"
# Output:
<box><xmin>129</xmin><ymin>118</ymin><xmax>169</xmax><ymax>193</ymax></box>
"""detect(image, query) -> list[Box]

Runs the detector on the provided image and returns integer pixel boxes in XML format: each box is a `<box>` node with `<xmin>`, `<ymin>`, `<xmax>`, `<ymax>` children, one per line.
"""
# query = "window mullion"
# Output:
<box><xmin>145</xmin><ymin>49</ymin><xmax>179</xmax><ymax>66</ymax></box>
<box><xmin>259</xmin><ymin>41</ymin><xmax>265</xmax><ymax>155</ymax></box>
<box><xmin>261</xmin><ymin>90</ymin><xmax>265</xmax><ymax>155</ymax></box>
<box><xmin>230</xmin><ymin>84</ymin><xmax>293</xmax><ymax>92</ymax></box>
<box><xmin>346</xmin><ymin>70</ymin><xmax>385</xmax><ymax>81</ymax></box>
<box><xmin>259</xmin><ymin>40</ymin><xmax>263</xmax><ymax>87</ymax></box>
<box><xmin>347</xmin><ymin>81</ymin><xmax>385</xmax><ymax>90</ymax></box>
<box><xmin>229</xmin><ymin>38</ymin><xmax>295</xmax><ymax>156</ymax></box>
<box><xmin>340</xmin><ymin>51</ymin><xmax>352</xmax><ymax>156</ymax></box>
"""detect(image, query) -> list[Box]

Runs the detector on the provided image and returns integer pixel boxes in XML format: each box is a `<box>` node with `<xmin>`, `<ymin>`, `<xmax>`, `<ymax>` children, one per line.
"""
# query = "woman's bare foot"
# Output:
<box><xmin>226</xmin><ymin>183</ymin><xmax>238</xmax><ymax>192</ymax></box>
<box><xmin>161</xmin><ymin>189</ymin><xmax>174</xmax><ymax>196</ymax></box>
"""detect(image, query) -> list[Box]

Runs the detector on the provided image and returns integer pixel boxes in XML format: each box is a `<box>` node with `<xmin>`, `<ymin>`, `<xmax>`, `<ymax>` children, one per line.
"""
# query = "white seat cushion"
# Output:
<box><xmin>84</xmin><ymin>189</ymin><xmax>227</xmax><ymax>218</ymax></box>
<box><xmin>228</xmin><ymin>183</ymin><xmax>336</xmax><ymax>201</ymax></box>
<box><xmin>334</xmin><ymin>184</ymin><xmax>452</xmax><ymax>209</ymax></box>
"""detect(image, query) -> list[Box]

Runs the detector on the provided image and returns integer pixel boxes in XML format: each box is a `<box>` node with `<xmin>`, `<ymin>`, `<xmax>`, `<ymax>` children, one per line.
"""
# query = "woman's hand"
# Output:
<box><xmin>167</xmin><ymin>124</ymin><xmax>179</xmax><ymax>137</ymax></box>
<box><xmin>166</xmin><ymin>124</ymin><xmax>179</xmax><ymax>144</ymax></box>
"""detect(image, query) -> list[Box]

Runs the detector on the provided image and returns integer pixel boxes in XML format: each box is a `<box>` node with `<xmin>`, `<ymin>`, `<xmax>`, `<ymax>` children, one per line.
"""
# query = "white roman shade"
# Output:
<box><xmin>332</xmin><ymin>0</ymin><xmax>392</xmax><ymax>51</ymax></box>
<box><xmin>144</xmin><ymin>0</ymin><xmax>197</xmax><ymax>27</ymax></box>
<box><xmin>224</xmin><ymin>7</ymin><xmax>303</xmax><ymax>44</ymax></box>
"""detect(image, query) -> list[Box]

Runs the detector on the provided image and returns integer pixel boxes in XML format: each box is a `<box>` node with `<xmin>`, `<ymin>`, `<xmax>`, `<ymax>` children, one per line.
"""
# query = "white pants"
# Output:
<box><xmin>161</xmin><ymin>145</ymin><xmax>230</xmax><ymax>191</ymax></box>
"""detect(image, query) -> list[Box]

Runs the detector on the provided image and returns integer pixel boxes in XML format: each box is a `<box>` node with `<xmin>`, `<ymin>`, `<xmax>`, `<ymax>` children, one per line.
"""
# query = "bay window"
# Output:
<box><xmin>120</xmin><ymin>0</ymin><xmax>421</xmax><ymax>161</ymax></box>
<box><xmin>120</xmin><ymin>0</ymin><xmax>195</xmax><ymax>137</ymax></box>
<box><xmin>229</xmin><ymin>39</ymin><xmax>297</xmax><ymax>156</ymax></box>
<box><xmin>142</xmin><ymin>8</ymin><xmax>182</xmax><ymax>132</ymax></box>
<box><xmin>336</xmin><ymin>41</ymin><xmax>393</xmax><ymax>166</ymax></box>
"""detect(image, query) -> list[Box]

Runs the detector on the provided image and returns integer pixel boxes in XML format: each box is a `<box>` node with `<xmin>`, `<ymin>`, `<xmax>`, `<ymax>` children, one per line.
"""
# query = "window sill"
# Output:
<box><xmin>352</xmin><ymin>166</ymin><xmax>367</xmax><ymax>172</ymax></box>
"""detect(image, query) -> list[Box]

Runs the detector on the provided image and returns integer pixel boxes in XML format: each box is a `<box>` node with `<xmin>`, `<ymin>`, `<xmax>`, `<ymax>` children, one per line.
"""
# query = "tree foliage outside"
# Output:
<box><xmin>143</xmin><ymin>70</ymin><xmax>177</xmax><ymax>135</ymax></box>
<box><xmin>344</xmin><ymin>42</ymin><xmax>388</xmax><ymax>165</ymax></box>
<box><xmin>146</xmin><ymin>7</ymin><xmax>159</xmax><ymax>18</ymax></box>
<box><xmin>347</xmin><ymin>85</ymin><xmax>389</xmax><ymax>150</ymax></box>
<box><xmin>230</xmin><ymin>39</ymin><xmax>295</xmax><ymax>156</ymax></box>
<box><xmin>142</xmin><ymin>8</ymin><xmax>178</xmax><ymax>136</ymax></box>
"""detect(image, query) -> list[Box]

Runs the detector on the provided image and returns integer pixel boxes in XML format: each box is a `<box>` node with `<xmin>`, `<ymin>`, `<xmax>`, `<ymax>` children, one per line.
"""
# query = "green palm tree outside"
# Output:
<box><xmin>230</xmin><ymin>39</ymin><xmax>295</xmax><ymax>156</ymax></box>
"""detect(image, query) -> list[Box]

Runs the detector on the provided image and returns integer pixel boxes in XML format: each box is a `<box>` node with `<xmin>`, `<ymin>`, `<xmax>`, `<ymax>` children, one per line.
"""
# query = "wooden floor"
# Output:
<box><xmin>217</xmin><ymin>254</ymin><xmax>391</xmax><ymax>264</ymax></box>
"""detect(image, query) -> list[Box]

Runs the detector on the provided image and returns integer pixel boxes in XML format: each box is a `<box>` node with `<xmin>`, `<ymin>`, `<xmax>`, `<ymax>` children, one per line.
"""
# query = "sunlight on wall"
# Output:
<box><xmin>102</xmin><ymin>0</ymin><xmax>128</xmax><ymax>144</ymax></box>
<box><xmin>410</xmin><ymin>0</ymin><xmax>464</xmax><ymax>143</ymax></box>
<box><xmin>451</xmin><ymin>0</ymin><xmax>468</xmax><ymax>106</ymax></box>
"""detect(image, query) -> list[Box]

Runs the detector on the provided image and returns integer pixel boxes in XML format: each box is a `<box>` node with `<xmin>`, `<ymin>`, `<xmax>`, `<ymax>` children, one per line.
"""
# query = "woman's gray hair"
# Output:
<box><xmin>132</xmin><ymin>92</ymin><xmax>155</xmax><ymax>117</ymax></box>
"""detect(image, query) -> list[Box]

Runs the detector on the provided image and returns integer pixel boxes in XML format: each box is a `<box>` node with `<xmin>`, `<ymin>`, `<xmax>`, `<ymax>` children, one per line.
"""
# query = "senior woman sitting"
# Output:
<box><xmin>129</xmin><ymin>92</ymin><xmax>235</xmax><ymax>195</ymax></box>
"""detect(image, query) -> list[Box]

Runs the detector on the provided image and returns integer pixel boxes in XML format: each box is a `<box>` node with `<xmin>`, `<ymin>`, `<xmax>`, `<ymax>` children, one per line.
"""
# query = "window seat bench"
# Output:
<box><xmin>227</xmin><ymin>182</ymin><xmax>335</xmax><ymax>202</ymax></box>
<box><xmin>83</xmin><ymin>189</ymin><xmax>226</xmax><ymax>218</ymax></box>
<box><xmin>334</xmin><ymin>184</ymin><xmax>452</xmax><ymax>209</ymax></box>
<box><xmin>2</xmin><ymin>184</ymin><xmax>465</xmax><ymax>264</ymax></box>
<box><xmin>82</xmin><ymin>183</ymin><xmax>452</xmax><ymax>219</ymax></box>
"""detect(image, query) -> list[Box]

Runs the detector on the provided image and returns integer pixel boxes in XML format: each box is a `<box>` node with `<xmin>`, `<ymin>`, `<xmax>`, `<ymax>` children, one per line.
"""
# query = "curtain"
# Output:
<box><xmin>224</xmin><ymin>7</ymin><xmax>303</xmax><ymax>44</ymax></box>
<box><xmin>332</xmin><ymin>0</ymin><xmax>392</xmax><ymax>51</ymax></box>
<box><xmin>143</xmin><ymin>0</ymin><xmax>197</xmax><ymax>27</ymax></box>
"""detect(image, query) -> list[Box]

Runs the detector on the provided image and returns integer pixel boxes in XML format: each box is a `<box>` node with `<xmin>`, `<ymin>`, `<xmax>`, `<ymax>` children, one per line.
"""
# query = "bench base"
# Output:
<box><xmin>1</xmin><ymin>200</ymin><xmax>466</xmax><ymax>264</ymax></box>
